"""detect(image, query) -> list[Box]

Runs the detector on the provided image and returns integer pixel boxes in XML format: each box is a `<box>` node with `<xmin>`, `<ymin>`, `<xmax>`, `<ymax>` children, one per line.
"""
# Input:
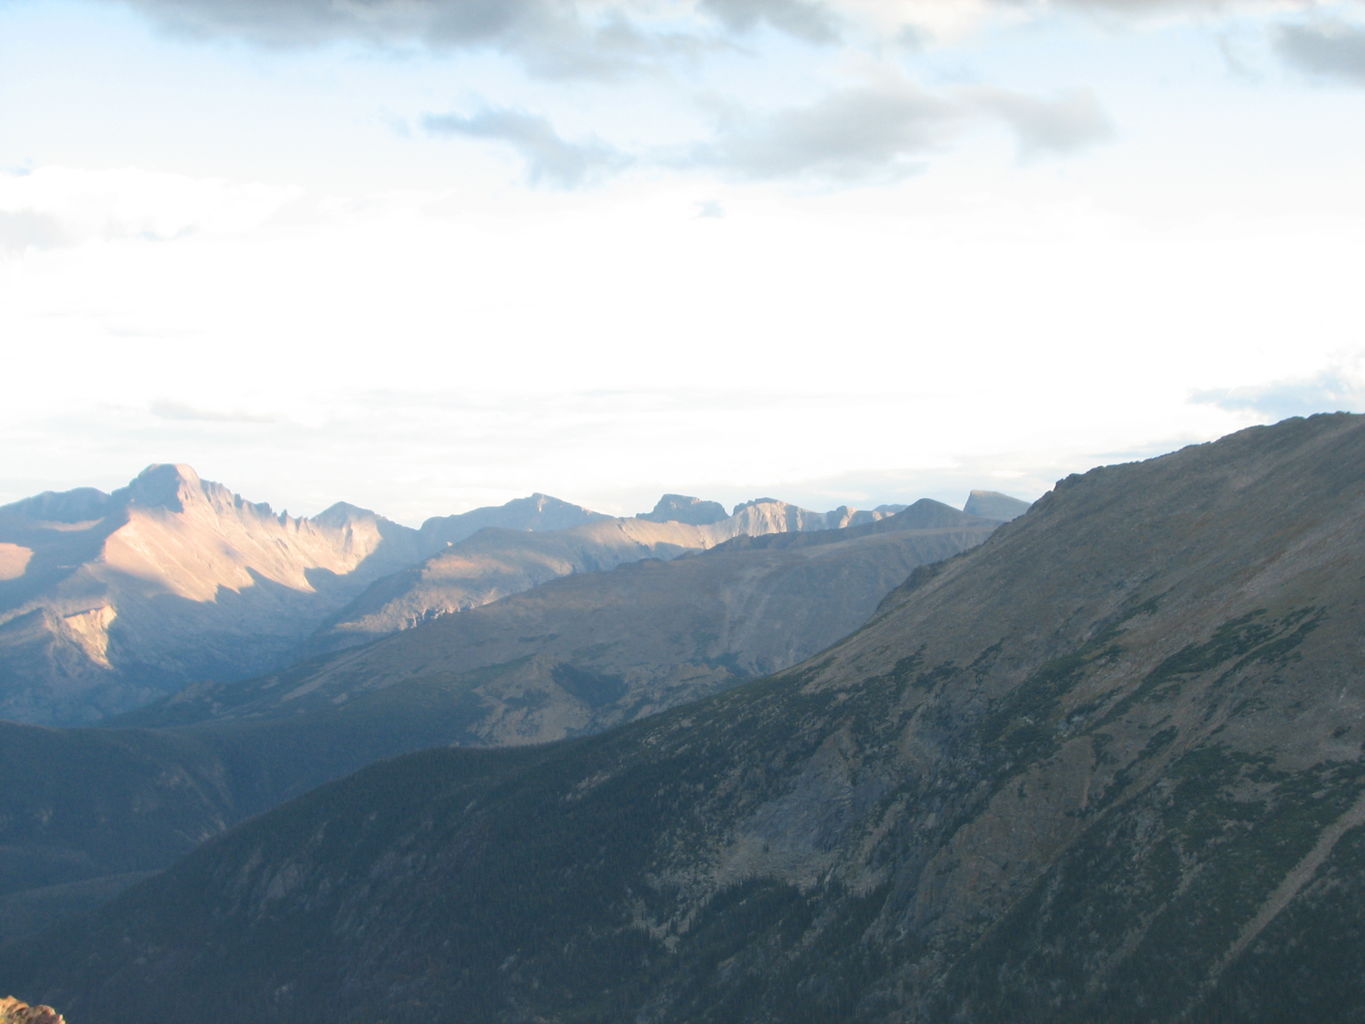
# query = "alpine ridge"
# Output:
<box><xmin>0</xmin><ymin>500</ymin><xmax>1001</xmax><ymax>923</ymax></box>
<box><xmin>6</xmin><ymin>413</ymin><xmax>1361</xmax><ymax>1023</ymax></box>
<box><xmin>2</xmin><ymin>466</ymin><xmax>948</xmax><ymax>725</ymax></box>
<box><xmin>0</xmin><ymin>464</ymin><xmax>438</xmax><ymax>723</ymax></box>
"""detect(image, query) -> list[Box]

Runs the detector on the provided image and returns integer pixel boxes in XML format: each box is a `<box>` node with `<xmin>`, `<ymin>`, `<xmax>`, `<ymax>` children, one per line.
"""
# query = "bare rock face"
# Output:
<box><xmin>0</xmin><ymin>465</ymin><xmax>441</xmax><ymax>725</ymax></box>
<box><xmin>0</xmin><ymin>997</ymin><xmax>65</xmax><ymax>1024</ymax></box>
<box><xmin>636</xmin><ymin>494</ymin><xmax>729</xmax><ymax>525</ymax></box>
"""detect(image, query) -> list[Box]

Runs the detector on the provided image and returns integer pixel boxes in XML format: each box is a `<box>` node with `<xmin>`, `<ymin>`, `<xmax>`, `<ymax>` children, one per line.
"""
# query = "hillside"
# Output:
<box><xmin>0</xmin><ymin>502</ymin><xmax>996</xmax><ymax>923</ymax></box>
<box><xmin>128</xmin><ymin>499</ymin><xmax>996</xmax><ymax>737</ymax></box>
<box><xmin>311</xmin><ymin>495</ymin><xmax>912</xmax><ymax>651</ymax></box>
<box><xmin>8</xmin><ymin>413</ymin><xmax>1361</xmax><ymax>1022</ymax></box>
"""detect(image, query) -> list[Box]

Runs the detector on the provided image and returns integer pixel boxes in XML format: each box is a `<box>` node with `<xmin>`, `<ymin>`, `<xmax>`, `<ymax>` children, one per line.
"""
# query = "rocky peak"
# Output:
<box><xmin>962</xmin><ymin>488</ymin><xmax>1032</xmax><ymax>522</ymax></box>
<box><xmin>731</xmin><ymin>497</ymin><xmax>783</xmax><ymax>514</ymax></box>
<box><xmin>114</xmin><ymin>464</ymin><xmax>257</xmax><ymax>519</ymax></box>
<box><xmin>637</xmin><ymin>494</ymin><xmax>729</xmax><ymax>526</ymax></box>
<box><xmin>312</xmin><ymin>501</ymin><xmax>380</xmax><ymax>528</ymax></box>
<box><xmin>118</xmin><ymin>463</ymin><xmax>205</xmax><ymax>513</ymax></box>
<box><xmin>0</xmin><ymin>997</ymin><xmax>65</xmax><ymax>1024</ymax></box>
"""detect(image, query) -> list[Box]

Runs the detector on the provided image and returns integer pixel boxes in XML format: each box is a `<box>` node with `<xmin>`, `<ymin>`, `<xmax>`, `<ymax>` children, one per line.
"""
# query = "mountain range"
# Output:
<box><xmin>0</xmin><ymin>496</ymin><xmax>1003</xmax><ymax>936</ymax></box>
<box><xmin>1</xmin><ymin>467</ymin><xmax>1011</xmax><ymax>726</ymax></box>
<box><xmin>4</xmin><ymin>413</ymin><xmax>1360</xmax><ymax>1022</ymax></box>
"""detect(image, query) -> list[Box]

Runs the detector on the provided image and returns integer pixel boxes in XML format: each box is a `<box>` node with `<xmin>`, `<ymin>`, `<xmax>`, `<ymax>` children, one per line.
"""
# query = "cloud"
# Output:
<box><xmin>1191</xmin><ymin>366</ymin><xmax>1365</xmax><ymax>420</ymax></box>
<box><xmin>423</xmin><ymin>108</ymin><xmax>631</xmax><ymax>189</ymax></box>
<box><xmin>114</xmin><ymin>0</ymin><xmax>546</xmax><ymax>49</ymax></box>
<box><xmin>678</xmin><ymin>81</ymin><xmax>1114</xmax><ymax>183</ymax></box>
<box><xmin>1275</xmin><ymin>20</ymin><xmax>1365</xmax><ymax>85</ymax></box>
<box><xmin>684</xmin><ymin>85</ymin><xmax>957</xmax><ymax>183</ymax></box>
<box><xmin>997</xmin><ymin>0</ymin><xmax>1264</xmax><ymax>11</ymax></box>
<box><xmin>0</xmin><ymin>167</ymin><xmax>301</xmax><ymax>250</ymax></box>
<box><xmin>697</xmin><ymin>0</ymin><xmax>841</xmax><ymax>44</ymax></box>
<box><xmin>974</xmin><ymin>88</ymin><xmax>1115</xmax><ymax>159</ymax></box>
<box><xmin>0</xmin><ymin>210</ymin><xmax>69</xmax><ymax>254</ymax></box>
<box><xmin>104</xmin><ymin>0</ymin><xmax>721</xmax><ymax>79</ymax></box>
<box><xmin>148</xmin><ymin>400</ymin><xmax>280</xmax><ymax>424</ymax></box>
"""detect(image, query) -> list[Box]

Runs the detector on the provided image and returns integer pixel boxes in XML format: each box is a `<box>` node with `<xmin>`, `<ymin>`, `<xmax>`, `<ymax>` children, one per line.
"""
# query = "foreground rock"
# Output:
<box><xmin>0</xmin><ymin>997</ymin><xmax>65</xmax><ymax>1024</ymax></box>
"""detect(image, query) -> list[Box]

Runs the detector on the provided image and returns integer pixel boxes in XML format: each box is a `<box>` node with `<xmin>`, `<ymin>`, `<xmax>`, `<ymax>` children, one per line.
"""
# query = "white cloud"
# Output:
<box><xmin>698</xmin><ymin>0</ymin><xmax>842</xmax><ymax>43</ymax></box>
<box><xmin>677</xmin><ymin>81</ymin><xmax>1114</xmax><ymax>182</ymax></box>
<box><xmin>423</xmin><ymin>108</ymin><xmax>631</xmax><ymax>189</ymax></box>
<box><xmin>682</xmin><ymin>84</ymin><xmax>957</xmax><ymax>182</ymax></box>
<box><xmin>972</xmin><ymin>88</ymin><xmax>1115</xmax><ymax>159</ymax></box>
<box><xmin>0</xmin><ymin>167</ymin><xmax>302</xmax><ymax>250</ymax></box>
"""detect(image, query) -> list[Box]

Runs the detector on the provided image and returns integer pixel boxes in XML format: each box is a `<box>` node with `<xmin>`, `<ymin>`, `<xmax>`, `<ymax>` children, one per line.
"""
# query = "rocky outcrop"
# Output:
<box><xmin>0</xmin><ymin>997</ymin><xmax>65</xmax><ymax>1024</ymax></box>
<box><xmin>636</xmin><ymin>494</ymin><xmax>729</xmax><ymax>525</ymax></box>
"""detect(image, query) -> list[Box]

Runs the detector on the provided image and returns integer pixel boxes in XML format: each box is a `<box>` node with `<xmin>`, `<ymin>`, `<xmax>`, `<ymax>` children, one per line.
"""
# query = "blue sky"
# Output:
<box><xmin>2</xmin><ymin>0</ymin><xmax>1363</xmax><ymax>523</ymax></box>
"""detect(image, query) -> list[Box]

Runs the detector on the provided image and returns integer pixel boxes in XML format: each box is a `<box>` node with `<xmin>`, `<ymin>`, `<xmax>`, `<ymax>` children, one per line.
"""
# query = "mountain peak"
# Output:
<box><xmin>419</xmin><ymin>493</ymin><xmax>609</xmax><ymax>545</ymax></box>
<box><xmin>638</xmin><ymin>494</ymin><xmax>729</xmax><ymax>526</ymax></box>
<box><xmin>135</xmin><ymin>462</ymin><xmax>199</xmax><ymax>484</ymax></box>
<box><xmin>731</xmin><ymin>497</ymin><xmax>783</xmax><ymax>514</ymax></box>
<box><xmin>962</xmin><ymin>489</ymin><xmax>1032</xmax><ymax>522</ymax></box>
<box><xmin>121</xmin><ymin>463</ymin><xmax>205</xmax><ymax>512</ymax></box>
<box><xmin>313</xmin><ymin>501</ymin><xmax>380</xmax><ymax>527</ymax></box>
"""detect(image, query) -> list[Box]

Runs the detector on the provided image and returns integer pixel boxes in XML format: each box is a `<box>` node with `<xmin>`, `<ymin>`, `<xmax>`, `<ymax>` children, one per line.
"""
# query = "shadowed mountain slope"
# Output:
<box><xmin>126</xmin><ymin>499</ymin><xmax>996</xmax><ymax>738</ymax></box>
<box><xmin>0</xmin><ymin>502</ymin><xmax>996</xmax><ymax>921</ymax></box>
<box><xmin>7</xmin><ymin>413</ymin><xmax>1363</xmax><ymax>1023</ymax></box>
<box><xmin>311</xmin><ymin>495</ymin><xmax>911</xmax><ymax>651</ymax></box>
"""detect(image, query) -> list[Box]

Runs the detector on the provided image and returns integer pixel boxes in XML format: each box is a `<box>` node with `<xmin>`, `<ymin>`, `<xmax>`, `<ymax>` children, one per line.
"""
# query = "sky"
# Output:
<box><xmin>2</xmin><ymin>0</ymin><xmax>1363</xmax><ymax>525</ymax></box>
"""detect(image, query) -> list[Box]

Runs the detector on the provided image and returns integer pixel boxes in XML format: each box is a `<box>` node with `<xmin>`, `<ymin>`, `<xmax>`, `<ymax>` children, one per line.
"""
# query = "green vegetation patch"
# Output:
<box><xmin>1104</xmin><ymin>607</ymin><xmax>1323</xmax><ymax>721</ymax></box>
